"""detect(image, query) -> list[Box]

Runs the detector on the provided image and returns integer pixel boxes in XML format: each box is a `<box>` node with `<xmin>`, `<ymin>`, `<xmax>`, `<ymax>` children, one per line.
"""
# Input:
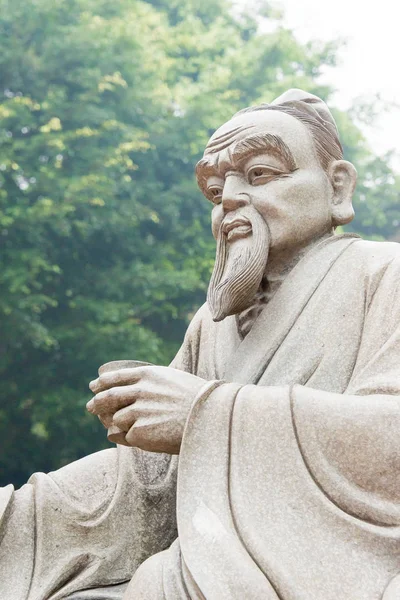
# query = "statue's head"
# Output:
<box><xmin>196</xmin><ymin>89</ymin><xmax>357</xmax><ymax>321</ymax></box>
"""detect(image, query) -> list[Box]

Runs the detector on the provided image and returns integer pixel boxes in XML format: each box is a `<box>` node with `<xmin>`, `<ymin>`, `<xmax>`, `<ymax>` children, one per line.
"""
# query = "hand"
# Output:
<box><xmin>87</xmin><ymin>366</ymin><xmax>207</xmax><ymax>453</ymax></box>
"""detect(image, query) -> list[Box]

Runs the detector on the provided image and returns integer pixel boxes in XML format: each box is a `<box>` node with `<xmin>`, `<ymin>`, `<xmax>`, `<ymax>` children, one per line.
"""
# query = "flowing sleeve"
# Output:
<box><xmin>175</xmin><ymin>380</ymin><xmax>400</xmax><ymax>599</ymax></box>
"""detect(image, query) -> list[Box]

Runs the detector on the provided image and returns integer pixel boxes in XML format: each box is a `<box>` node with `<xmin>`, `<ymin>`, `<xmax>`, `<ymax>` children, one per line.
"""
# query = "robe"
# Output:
<box><xmin>2</xmin><ymin>233</ymin><xmax>400</xmax><ymax>599</ymax></box>
<box><xmin>127</xmin><ymin>234</ymin><xmax>400</xmax><ymax>599</ymax></box>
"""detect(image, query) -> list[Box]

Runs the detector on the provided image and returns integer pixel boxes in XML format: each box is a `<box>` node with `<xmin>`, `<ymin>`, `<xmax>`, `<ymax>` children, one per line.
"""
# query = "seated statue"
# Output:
<box><xmin>1</xmin><ymin>89</ymin><xmax>400</xmax><ymax>600</ymax></box>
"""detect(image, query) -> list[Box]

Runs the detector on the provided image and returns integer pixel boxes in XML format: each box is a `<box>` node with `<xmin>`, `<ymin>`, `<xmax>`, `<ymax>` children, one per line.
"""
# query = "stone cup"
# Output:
<box><xmin>98</xmin><ymin>359</ymin><xmax>152</xmax><ymax>445</ymax></box>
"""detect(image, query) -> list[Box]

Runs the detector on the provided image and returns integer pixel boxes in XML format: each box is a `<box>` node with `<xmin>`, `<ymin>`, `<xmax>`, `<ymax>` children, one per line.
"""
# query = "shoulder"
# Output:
<box><xmin>183</xmin><ymin>302</ymin><xmax>213</xmax><ymax>339</ymax></box>
<box><xmin>169</xmin><ymin>302</ymin><xmax>213</xmax><ymax>372</ymax></box>
<box><xmin>349</xmin><ymin>239</ymin><xmax>400</xmax><ymax>304</ymax></box>
<box><xmin>349</xmin><ymin>239</ymin><xmax>400</xmax><ymax>273</ymax></box>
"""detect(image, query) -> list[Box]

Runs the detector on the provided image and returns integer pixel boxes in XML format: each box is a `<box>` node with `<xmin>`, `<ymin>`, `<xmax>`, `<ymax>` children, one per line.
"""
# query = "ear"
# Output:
<box><xmin>328</xmin><ymin>160</ymin><xmax>357</xmax><ymax>226</ymax></box>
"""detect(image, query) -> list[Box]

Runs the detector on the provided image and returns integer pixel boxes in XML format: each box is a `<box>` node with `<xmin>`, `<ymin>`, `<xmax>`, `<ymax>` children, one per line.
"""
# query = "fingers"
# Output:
<box><xmin>125</xmin><ymin>420</ymin><xmax>157</xmax><ymax>451</ymax></box>
<box><xmin>124</xmin><ymin>418</ymin><xmax>180</xmax><ymax>454</ymax></box>
<box><xmin>113</xmin><ymin>405</ymin><xmax>136</xmax><ymax>432</ymax></box>
<box><xmin>86</xmin><ymin>384</ymin><xmax>140</xmax><ymax>416</ymax></box>
<box><xmin>114</xmin><ymin>403</ymin><xmax>181</xmax><ymax>454</ymax></box>
<box><xmin>112</xmin><ymin>400</ymin><xmax>160</xmax><ymax>432</ymax></box>
<box><xmin>89</xmin><ymin>367</ymin><xmax>144</xmax><ymax>394</ymax></box>
<box><xmin>98</xmin><ymin>413</ymin><xmax>113</xmax><ymax>428</ymax></box>
<box><xmin>109</xmin><ymin>433</ymin><xmax>131</xmax><ymax>447</ymax></box>
<box><xmin>107</xmin><ymin>425</ymin><xmax>131</xmax><ymax>447</ymax></box>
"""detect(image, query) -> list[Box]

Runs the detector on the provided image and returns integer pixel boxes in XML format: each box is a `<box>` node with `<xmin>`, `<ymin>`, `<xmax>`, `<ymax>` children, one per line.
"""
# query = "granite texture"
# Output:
<box><xmin>1</xmin><ymin>89</ymin><xmax>400</xmax><ymax>600</ymax></box>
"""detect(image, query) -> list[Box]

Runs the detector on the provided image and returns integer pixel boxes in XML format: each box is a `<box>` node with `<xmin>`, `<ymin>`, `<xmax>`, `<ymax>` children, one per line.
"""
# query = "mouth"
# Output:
<box><xmin>222</xmin><ymin>217</ymin><xmax>252</xmax><ymax>241</ymax></box>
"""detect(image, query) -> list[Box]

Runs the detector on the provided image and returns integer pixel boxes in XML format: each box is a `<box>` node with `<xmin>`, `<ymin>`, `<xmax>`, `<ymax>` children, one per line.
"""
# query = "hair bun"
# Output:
<box><xmin>271</xmin><ymin>89</ymin><xmax>339</xmax><ymax>141</ymax></box>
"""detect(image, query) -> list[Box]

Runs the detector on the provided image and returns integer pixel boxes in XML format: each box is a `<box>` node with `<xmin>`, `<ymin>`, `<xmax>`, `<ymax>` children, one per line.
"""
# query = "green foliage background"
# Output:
<box><xmin>1</xmin><ymin>0</ymin><xmax>399</xmax><ymax>486</ymax></box>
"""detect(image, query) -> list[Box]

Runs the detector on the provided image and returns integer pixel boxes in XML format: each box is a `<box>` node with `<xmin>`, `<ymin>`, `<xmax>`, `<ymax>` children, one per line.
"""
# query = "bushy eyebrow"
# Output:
<box><xmin>231</xmin><ymin>133</ymin><xmax>297</xmax><ymax>171</ymax></box>
<box><xmin>195</xmin><ymin>132</ymin><xmax>297</xmax><ymax>196</ymax></box>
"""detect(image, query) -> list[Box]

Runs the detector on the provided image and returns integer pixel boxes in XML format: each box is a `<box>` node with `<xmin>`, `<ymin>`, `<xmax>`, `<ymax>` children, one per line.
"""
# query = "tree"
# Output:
<box><xmin>0</xmin><ymin>0</ymin><xmax>398</xmax><ymax>486</ymax></box>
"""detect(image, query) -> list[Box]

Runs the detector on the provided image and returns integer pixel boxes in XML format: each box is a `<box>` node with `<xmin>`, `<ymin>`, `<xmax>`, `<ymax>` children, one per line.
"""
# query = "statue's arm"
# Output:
<box><xmin>297</xmin><ymin>247</ymin><xmax>400</xmax><ymax>519</ymax></box>
<box><xmin>289</xmin><ymin>385</ymin><xmax>400</xmax><ymax>524</ymax></box>
<box><xmin>181</xmin><ymin>378</ymin><xmax>400</xmax><ymax>530</ymax></box>
<box><xmin>228</xmin><ymin>255</ymin><xmax>400</xmax><ymax>525</ymax></box>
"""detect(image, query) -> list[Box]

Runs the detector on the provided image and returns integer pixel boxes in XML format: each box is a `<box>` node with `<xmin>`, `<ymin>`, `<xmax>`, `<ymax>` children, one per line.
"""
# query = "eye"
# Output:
<box><xmin>247</xmin><ymin>165</ymin><xmax>283</xmax><ymax>185</ymax></box>
<box><xmin>207</xmin><ymin>185</ymin><xmax>223</xmax><ymax>204</ymax></box>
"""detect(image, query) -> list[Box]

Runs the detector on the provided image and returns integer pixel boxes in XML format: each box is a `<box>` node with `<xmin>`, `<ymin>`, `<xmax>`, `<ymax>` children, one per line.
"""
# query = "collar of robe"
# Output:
<box><xmin>222</xmin><ymin>233</ymin><xmax>360</xmax><ymax>384</ymax></box>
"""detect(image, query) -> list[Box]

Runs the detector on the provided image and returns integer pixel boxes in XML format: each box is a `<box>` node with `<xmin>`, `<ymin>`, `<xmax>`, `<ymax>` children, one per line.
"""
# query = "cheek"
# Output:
<box><xmin>251</xmin><ymin>172</ymin><xmax>331</xmax><ymax>222</ymax></box>
<box><xmin>211</xmin><ymin>205</ymin><xmax>223</xmax><ymax>239</ymax></box>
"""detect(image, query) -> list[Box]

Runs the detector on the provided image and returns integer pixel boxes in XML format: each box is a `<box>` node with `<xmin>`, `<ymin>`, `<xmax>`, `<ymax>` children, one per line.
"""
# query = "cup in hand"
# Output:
<box><xmin>98</xmin><ymin>359</ymin><xmax>152</xmax><ymax>445</ymax></box>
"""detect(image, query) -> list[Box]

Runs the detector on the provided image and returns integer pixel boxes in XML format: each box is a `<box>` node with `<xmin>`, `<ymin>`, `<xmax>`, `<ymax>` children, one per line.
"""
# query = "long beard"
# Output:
<box><xmin>207</xmin><ymin>207</ymin><xmax>270</xmax><ymax>322</ymax></box>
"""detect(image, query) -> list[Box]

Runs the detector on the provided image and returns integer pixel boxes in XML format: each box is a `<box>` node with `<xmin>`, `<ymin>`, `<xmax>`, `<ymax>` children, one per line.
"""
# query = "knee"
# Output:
<box><xmin>123</xmin><ymin>551</ymin><xmax>165</xmax><ymax>600</ymax></box>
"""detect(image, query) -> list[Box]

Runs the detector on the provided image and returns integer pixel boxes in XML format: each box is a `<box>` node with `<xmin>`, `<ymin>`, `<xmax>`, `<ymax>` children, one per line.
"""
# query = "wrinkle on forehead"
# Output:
<box><xmin>205</xmin><ymin>124</ymin><xmax>254</xmax><ymax>154</ymax></box>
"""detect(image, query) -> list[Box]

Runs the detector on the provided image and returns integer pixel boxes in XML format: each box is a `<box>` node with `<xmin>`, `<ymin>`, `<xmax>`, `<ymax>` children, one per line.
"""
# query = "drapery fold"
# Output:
<box><xmin>3</xmin><ymin>236</ymin><xmax>400</xmax><ymax>600</ymax></box>
<box><xmin>128</xmin><ymin>237</ymin><xmax>400</xmax><ymax>600</ymax></box>
<box><xmin>0</xmin><ymin>446</ymin><xmax>178</xmax><ymax>600</ymax></box>
<box><xmin>177</xmin><ymin>382</ymin><xmax>281</xmax><ymax>600</ymax></box>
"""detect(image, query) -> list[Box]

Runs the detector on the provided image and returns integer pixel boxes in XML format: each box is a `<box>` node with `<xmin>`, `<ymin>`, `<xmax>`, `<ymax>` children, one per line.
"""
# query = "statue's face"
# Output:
<box><xmin>197</xmin><ymin>109</ymin><xmax>336</xmax><ymax>321</ymax></box>
<box><xmin>197</xmin><ymin>109</ymin><xmax>333</xmax><ymax>252</ymax></box>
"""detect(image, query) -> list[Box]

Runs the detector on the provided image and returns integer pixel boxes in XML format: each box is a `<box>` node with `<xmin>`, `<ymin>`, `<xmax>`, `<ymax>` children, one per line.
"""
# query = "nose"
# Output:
<box><xmin>221</xmin><ymin>174</ymin><xmax>250</xmax><ymax>213</ymax></box>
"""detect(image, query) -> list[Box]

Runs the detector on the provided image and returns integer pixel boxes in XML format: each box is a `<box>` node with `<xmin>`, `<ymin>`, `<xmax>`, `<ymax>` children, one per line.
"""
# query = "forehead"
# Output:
<box><xmin>205</xmin><ymin>109</ymin><xmax>317</xmax><ymax>167</ymax></box>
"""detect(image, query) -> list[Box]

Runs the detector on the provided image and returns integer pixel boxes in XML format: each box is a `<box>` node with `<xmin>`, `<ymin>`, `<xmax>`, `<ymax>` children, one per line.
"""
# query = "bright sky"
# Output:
<box><xmin>278</xmin><ymin>0</ymin><xmax>400</xmax><ymax>170</ymax></box>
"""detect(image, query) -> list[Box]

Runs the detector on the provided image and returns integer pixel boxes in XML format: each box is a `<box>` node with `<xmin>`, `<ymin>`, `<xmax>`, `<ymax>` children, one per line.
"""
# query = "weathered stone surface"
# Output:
<box><xmin>1</xmin><ymin>89</ymin><xmax>400</xmax><ymax>599</ymax></box>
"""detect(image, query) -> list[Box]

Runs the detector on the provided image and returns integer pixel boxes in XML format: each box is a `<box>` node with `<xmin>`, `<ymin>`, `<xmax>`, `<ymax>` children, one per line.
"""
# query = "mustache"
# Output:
<box><xmin>207</xmin><ymin>207</ymin><xmax>270</xmax><ymax>322</ymax></box>
<box><xmin>221</xmin><ymin>215</ymin><xmax>252</xmax><ymax>237</ymax></box>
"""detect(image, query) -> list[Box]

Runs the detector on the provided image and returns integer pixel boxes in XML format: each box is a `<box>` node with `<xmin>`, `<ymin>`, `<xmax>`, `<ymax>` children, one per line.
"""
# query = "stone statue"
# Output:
<box><xmin>1</xmin><ymin>89</ymin><xmax>400</xmax><ymax>600</ymax></box>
